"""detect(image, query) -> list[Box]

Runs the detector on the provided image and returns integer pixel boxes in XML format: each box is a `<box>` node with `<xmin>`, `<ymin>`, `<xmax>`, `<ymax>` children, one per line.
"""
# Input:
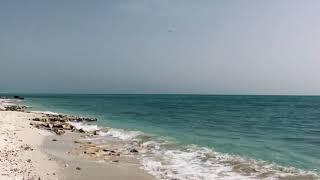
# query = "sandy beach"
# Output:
<box><xmin>0</xmin><ymin>111</ymin><xmax>58</xmax><ymax>179</ymax></box>
<box><xmin>0</xmin><ymin>99</ymin><xmax>155</xmax><ymax>180</ymax></box>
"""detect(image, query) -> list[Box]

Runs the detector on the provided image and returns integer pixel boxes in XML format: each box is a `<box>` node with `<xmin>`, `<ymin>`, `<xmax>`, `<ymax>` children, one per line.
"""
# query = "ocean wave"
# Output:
<box><xmin>54</xmin><ymin>119</ymin><xmax>320</xmax><ymax>180</ymax></box>
<box><xmin>100</xmin><ymin>128</ymin><xmax>142</xmax><ymax>140</ymax></box>
<box><xmin>140</xmin><ymin>144</ymin><xmax>319</xmax><ymax>180</ymax></box>
<box><xmin>91</xmin><ymin>127</ymin><xmax>319</xmax><ymax>180</ymax></box>
<box><xmin>0</xmin><ymin>99</ymin><xmax>20</xmax><ymax>106</ymax></box>
<box><xmin>68</xmin><ymin>121</ymin><xmax>99</xmax><ymax>132</ymax></box>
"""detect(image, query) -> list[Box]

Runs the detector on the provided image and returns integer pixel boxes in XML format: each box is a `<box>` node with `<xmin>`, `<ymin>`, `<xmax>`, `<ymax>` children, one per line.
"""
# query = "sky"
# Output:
<box><xmin>0</xmin><ymin>0</ymin><xmax>320</xmax><ymax>95</ymax></box>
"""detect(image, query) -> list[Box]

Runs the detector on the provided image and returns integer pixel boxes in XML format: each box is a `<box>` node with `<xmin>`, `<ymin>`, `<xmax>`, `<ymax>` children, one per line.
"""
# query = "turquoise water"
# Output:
<box><xmin>18</xmin><ymin>94</ymin><xmax>320</xmax><ymax>178</ymax></box>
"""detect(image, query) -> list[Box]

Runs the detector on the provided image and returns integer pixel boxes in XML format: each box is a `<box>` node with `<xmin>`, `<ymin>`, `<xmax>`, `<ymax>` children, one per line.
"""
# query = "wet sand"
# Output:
<box><xmin>43</xmin><ymin>132</ymin><xmax>155</xmax><ymax>180</ymax></box>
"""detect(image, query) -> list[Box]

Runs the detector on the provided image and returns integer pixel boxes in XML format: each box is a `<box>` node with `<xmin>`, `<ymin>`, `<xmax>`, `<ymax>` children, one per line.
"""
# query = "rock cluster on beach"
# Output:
<box><xmin>29</xmin><ymin>113</ymin><xmax>140</xmax><ymax>161</ymax></box>
<box><xmin>28</xmin><ymin>113</ymin><xmax>144</xmax><ymax>165</ymax></box>
<box><xmin>3</xmin><ymin>105</ymin><xmax>27</xmax><ymax>111</ymax></box>
<box><xmin>29</xmin><ymin>114</ymin><xmax>97</xmax><ymax>135</ymax></box>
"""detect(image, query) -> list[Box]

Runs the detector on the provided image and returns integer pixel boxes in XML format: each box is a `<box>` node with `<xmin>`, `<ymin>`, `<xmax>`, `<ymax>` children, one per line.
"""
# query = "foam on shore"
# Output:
<box><xmin>68</xmin><ymin>121</ymin><xmax>99</xmax><ymax>132</ymax></box>
<box><xmin>0</xmin><ymin>99</ymin><xmax>20</xmax><ymax>109</ymax></box>
<box><xmin>30</xmin><ymin>111</ymin><xmax>60</xmax><ymax>115</ymax></box>
<box><xmin>19</xmin><ymin>108</ymin><xmax>319</xmax><ymax>180</ymax></box>
<box><xmin>70</xmin><ymin>121</ymin><xmax>320</xmax><ymax>180</ymax></box>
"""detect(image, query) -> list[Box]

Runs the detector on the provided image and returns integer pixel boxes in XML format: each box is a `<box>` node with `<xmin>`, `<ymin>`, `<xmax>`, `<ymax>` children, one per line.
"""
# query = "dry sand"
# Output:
<box><xmin>0</xmin><ymin>111</ymin><xmax>59</xmax><ymax>180</ymax></box>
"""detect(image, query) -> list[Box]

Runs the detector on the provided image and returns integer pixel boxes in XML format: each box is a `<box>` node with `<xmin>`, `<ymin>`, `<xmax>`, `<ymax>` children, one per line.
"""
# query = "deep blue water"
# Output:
<box><xmin>18</xmin><ymin>94</ymin><xmax>320</xmax><ymax>172</ymax></box>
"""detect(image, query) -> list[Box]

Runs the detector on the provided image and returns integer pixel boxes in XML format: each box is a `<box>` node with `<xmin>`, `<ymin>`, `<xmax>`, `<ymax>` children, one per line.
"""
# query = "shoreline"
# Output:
<box><xmin>1</xmin><ymin>97</ymin><xmax>319</xmax><ymax>180</ymax></box>
<box><xmin>0</xmin><ymin>99</ymin><xmax>155</xmax><ymax>180</ymax></box>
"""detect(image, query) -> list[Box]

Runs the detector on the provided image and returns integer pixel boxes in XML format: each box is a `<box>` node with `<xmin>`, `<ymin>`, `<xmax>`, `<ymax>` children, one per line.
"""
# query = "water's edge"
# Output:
<box><xmin>18</xmin><ymin>95</ymin><xmax>320</xmax><ymax>180</ymax></box>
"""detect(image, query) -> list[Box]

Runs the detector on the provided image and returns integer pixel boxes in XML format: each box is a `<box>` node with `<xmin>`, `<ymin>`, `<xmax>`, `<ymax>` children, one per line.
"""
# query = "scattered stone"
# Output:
<box><xmin>93</xmin><ymin>130</ymin><xmax>99</xmax><ymax>135</ymax></box>
<box><xmin>23</xmin><ymin>145</ymin><xmax>33</xmax><ymax>151</ymax></box>
<box><xmin>27</xmin><ymin>159</ymin><xmax>31</xmax><ymax>163</ymax></box>
<box><xmin>4</xmin><ymin>105</ymin><xmax>26</xmax><ymax>111</ymax></box>
<box><xmin>53</xmin><ymin>129</ymin><xmax>65</xmax><ymax>135</ymax></box>
<box><xmin>129</xmin><ymin>148</ymin><xmax>139</xmax><ymax>153</ymax></box>
<box><xmin>29</xmin><ymin>114</ymin><xmax>99</xmax><ymax>137</ymax></box>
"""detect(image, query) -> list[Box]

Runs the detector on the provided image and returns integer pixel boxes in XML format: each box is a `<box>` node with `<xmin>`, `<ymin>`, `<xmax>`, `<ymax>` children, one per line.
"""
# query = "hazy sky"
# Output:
<box><xmin>1</xmin><ymin>0</ymin><xmax>320</xmax><ymax>94</ymax></box>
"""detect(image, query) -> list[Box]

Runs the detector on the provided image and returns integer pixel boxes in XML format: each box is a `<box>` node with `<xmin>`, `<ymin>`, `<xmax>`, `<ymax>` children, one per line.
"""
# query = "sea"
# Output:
<box><xmin>15</xmin><ymin>94</ymin><xmax>320</xmax><ymax>179</ymax></box>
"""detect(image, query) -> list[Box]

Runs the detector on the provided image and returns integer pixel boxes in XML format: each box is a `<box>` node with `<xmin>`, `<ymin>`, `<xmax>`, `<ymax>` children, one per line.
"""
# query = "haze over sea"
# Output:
<box><xmin>16</xmin><ymin>94</ymin><xmax>320</xmax><ymax>179</ymax></box>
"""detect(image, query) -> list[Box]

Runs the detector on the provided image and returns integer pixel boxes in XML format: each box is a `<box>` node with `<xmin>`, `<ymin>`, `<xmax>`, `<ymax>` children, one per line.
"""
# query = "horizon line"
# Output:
<box><xmin>1</xmin><ymin>92</ymin><xmax>320</xmax><ymax>97</ymax></box>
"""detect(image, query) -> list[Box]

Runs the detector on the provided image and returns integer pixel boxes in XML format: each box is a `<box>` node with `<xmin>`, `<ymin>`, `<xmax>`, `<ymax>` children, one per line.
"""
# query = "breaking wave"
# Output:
<box><xmin>93</xmin><ymin>126</ymin><xmax>319</xmax><ymax>180</ymax></box>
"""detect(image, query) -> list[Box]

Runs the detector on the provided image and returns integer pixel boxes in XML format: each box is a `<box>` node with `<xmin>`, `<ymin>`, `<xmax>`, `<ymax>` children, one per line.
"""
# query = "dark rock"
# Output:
<box><xmin>4</xmin><ymin>105</ymin><xmax>26</xmax><ymax>112</ymax></box>
<box><xmin>76</xmin><ymin>167</ymin><xmax>81</xmax><ymax>170</ymax></box>
<box><xmin>13</xmin><ymin>96</ymin><xmax>24</xmax><ymax>99</ymax></box>
<box><xmin>72</xmin><ymin>117</ymin><xmax>97</xmax><ymax>122</ymax></box>
<box><xmin>52</xmin><ymin>139</ymin><xmax>57</xmax><ymax>141</ymax></box>
<box><xmin>23</xmin><ymin>146</ymin><xmax>33</xmax><ymax>151</ymax></box>
<box><xmin>33</xmin><ymin>118</ymin><xmax>40</xmax><ymax>121</ymax></box>
<box><xmin>129</xmin><ymin>148</ymin><xmax>139</xmax><ymax>153</ymax></box>
<box><xmin>54</xmin><ymin>129</ymin><xmax>65</xmax><ymax>135</ymax></box>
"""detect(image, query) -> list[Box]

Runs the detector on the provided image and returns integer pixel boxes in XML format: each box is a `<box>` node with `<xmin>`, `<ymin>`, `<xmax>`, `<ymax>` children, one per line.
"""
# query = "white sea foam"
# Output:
<box><xmin>140</xmin><ymin>144</ymin><xmax>319</xmax><ymax>180</ymax></box>
<box><xmin>0</xmin><ymin>99</ymin><xmax>19</xmax><ymax>106</ymax></box>
<box><xmin>62</xmin><ymin>119</ymin><xmax>319</xmax><ymax>180</ymax></box>
<box><xmin>68</xmin><ymin>121</ymin><xmax>99</xmax><ymax>132</ymax></box>
<box><xmin>101</xmin><ymin>128</ymin><xmax>142</xmax><ymax>140</ymax></box>
<box><xmin>141</xmin><ymin>146</ymin><xmax>256</xmax><ymax>180</ymax></box>
<box><xmin>82</xmin><ymin>125</ymin><xmax>319</xmax><ymax>180</ymax></box>
<box><xmin>30</xmin><ymin>111</ymin><xmax>60</xmax><ymax>115</ymax></box>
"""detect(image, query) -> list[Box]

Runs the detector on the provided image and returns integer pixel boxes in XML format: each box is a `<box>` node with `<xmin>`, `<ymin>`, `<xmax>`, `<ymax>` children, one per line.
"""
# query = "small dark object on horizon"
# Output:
<box><xmin>13</xmin><ymin>96</ymin><xmax>24</xmax><ymax>100</ymax></box>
